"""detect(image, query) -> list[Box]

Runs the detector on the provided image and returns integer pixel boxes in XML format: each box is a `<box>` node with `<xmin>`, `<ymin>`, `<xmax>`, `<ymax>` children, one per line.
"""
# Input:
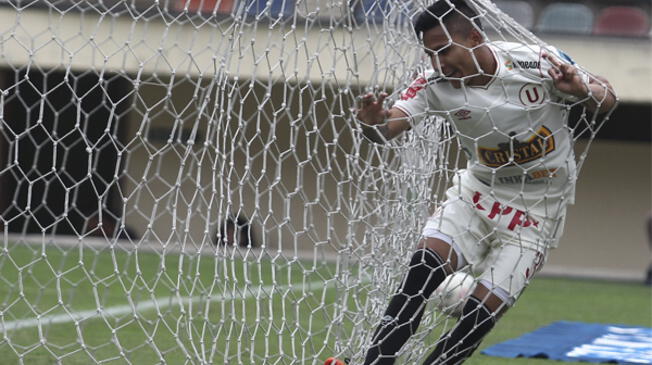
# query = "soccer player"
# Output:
<box><xmin>327</xmin><ymin>0</ymin><xmax>616</xmax><ymax>364</ymax></box>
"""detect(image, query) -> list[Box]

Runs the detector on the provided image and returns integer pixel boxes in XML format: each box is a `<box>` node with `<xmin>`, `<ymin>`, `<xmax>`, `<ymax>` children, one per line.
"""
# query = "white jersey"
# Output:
<box><xmin>394</xmin><ymin>41</ymin><xmax>587</xmax><ymax>214</ymax></box>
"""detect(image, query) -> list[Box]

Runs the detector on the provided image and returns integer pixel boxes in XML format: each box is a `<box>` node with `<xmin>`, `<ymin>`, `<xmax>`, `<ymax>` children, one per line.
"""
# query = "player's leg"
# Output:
<box><xmin>362</xmin><ymin>236</ymin><xmax>463</xmax><ymax>365</ymax></box>
<box><xmin>359</xmin><ymin>184</ymin><xmax>485</xmax><ymax>365</ymax></box>
<box><xmin>422</xmin><ymin>243</ymin><xmax>545</xmax><ymax>365</ymax></box>
<box><xmin>421</xmin><ymin>282</ymin><xmax>507</xmax><ymax>365</ymax></box>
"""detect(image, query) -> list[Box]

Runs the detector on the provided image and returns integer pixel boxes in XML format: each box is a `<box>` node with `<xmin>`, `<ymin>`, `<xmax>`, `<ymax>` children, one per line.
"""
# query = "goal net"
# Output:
<box><xmin>0</xmin><ymin>0</ymin><xmax>613</xmax><ymax>364</ymax></box>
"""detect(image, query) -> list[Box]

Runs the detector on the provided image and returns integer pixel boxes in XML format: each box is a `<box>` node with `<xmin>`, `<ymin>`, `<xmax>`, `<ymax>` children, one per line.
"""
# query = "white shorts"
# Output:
<box><xmin>422</xmin><ymin>179</ymin><xmax>566</xmax><ymax>302</ymax></box>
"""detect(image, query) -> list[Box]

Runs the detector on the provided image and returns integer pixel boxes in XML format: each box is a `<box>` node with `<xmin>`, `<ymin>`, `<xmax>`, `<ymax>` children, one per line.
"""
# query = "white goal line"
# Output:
<box><xmin>6</xmin><ymin>234</ymin><xmax>343</xmax><ymax>262</ymax></box>
<box><xmin>1</xmin><ymin>279</ymin><xmax>335</xmax><ymax>333</ymax></box>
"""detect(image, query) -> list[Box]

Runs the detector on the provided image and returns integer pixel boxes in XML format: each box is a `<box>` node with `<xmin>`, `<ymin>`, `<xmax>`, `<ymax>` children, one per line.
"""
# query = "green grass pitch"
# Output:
<box><xmin>0</xmin><ymin>242</ymin><xmax>649</xmax><ymax>364</ymax></box>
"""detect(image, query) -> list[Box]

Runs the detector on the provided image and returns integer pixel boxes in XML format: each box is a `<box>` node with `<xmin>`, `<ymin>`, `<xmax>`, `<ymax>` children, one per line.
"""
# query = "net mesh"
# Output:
<box><xmin>0</xmin><ymin>0</ymin><xmax>614</xmax><ymax>364</ymax></box>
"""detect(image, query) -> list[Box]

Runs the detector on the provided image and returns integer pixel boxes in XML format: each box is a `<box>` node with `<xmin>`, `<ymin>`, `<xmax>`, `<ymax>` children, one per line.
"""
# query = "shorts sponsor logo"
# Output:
<box><xmin>525</xmin><ymin>251</ymin><xmax>545</xmax><ymax>279</ymax></box>
<box><xmin>400</xmin><ymin>77</ymin><xmax>427</xmax><ymax>100</ymax></box>
<box><xmin>498</xmin><ymin>168</ymin><xmax>559</xmax><ymax>184</ymax></box>
<box><xmin>478</xmin><ymin>126</ymin><xmax>556</xmax><ymax>168</ymax></box>
<box><xmin>472</xmin><ymin>191</ymin><xmax>539</xmax><ymax>231</ymax></box>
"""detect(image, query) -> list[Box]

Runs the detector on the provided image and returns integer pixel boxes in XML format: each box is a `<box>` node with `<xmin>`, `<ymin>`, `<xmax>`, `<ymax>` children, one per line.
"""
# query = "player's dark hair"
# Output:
<box><xmin>413</xmin><ymin>0</ymin><xmax>483</xmax><ymax>40</ymax></box>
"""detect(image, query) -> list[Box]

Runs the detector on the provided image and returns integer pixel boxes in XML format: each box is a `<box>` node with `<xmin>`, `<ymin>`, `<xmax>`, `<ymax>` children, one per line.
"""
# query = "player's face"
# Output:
<box><xmin>422</xmin><ymin>25</ymin><xmax>482</xmax><ymax>89</ymax></box>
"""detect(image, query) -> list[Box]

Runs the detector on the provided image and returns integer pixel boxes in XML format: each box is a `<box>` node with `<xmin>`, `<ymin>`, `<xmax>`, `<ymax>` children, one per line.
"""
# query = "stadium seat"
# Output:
<box><xmin>354</xmin><ymin>0</ymin><xmax>411</xmax><ymax>26</ymax></box>
<box><xmin>173</xmin><ymin>0</ymin><xmax>235</xmax><ymax>14</ymax></box>
<box><xmin>244</xmin><ymin>0</ymin><xmax>294</xmax><ymax>18</ymax></box>
<box><xmin>536</xmin><ymin>3</ymin><xmax>594</xmax><ymax>35</ymax></box>
<box><xmin>296</xmin><ymin>0</ymin><xmax>349</xmax><ymax>20</ymax></box>
<box><xmin>494</xmin><ymin>0</ymin><xmax>535</xmax><ymax>29</ymax></box>
<box><xmin>354</xmin><ymin>0</ymin><xmax>389</xmax><ymax>24</ymax></box>
<box><xmin>593</xmin><ymin>6</ymin><xmax>650</xmax><ymax>37</ymax></box>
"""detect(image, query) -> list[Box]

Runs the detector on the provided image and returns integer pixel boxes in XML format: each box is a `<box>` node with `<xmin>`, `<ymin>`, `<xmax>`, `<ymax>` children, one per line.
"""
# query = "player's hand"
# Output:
<box><xmin>543</xmin><ymin>53</ymin><xmax>588</xmax><ymax>98</ymax></box>
<box><xmin>355</xmin><ymin>92</ymin><xmax>390</xmax><ymax>126</ymax></box>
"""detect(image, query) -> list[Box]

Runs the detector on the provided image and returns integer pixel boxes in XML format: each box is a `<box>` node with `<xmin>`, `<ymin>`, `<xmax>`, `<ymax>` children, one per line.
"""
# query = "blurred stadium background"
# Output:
<box><xmin>0</xmin><ymin>0</ymin><xmax>652</xmax><ymax>365</ymax></box>
<box><xmin>0</xmin><ymin>0</ymin><xmax>647</xmax><ymax>280</ymax></box>
<box><xmin>0</xmin><ymin>0</ymin><xmax>649</xmax><ymax>363</ymax></box>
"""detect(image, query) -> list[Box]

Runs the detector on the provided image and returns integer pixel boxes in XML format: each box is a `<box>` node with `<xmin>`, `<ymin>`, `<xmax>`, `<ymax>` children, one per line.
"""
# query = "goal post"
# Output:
<box><xmin>0</xmin><ymin>0</ymin><xmax>614</xmax><ymax>364</ymax></box>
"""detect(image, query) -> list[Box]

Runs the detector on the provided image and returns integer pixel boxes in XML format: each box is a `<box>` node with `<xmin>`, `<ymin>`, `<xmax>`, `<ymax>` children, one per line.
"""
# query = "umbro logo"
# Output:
<box><xmin>454</xmin><ymin>109</ymin><xmax>472</xmax><ymax>120</ymax></box>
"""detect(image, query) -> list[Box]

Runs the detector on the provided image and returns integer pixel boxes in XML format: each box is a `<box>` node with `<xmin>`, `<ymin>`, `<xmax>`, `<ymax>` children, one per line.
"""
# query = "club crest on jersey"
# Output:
<box><xmin>401</xmin><ymin>77</ymin><xmax>427</xmax><ymax>100</ymax></box>
<box><xmin>453</xmin><ymin>109</ymin><xmax>472</xmax><ymax>120</ymax></box>
<box><xmin>518</xmin><ymin>84</ymin><xmax>546</xmax><ymax>106</ymax></box>
<box><xmin>478</xmin><ymin>126</ymin><xmax>556</xmax><ymax>168</ymax></box>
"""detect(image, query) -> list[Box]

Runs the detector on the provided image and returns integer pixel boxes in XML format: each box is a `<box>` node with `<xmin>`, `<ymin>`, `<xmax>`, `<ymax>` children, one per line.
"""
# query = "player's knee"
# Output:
<box><xmin>399</xmin><ymin>248</ymin><xmax>449</xmax><ymax>299</ymax></box>
<box><xmin>417</xmin><ymin>237</ymin><xmax>458</xmax><ymax>274</ymax></box>
<box><xmin>409</xmin><ymin>247</ymin><xmax>446</xmax><ymax>272</ymax></box>
<box><xmin>473</xmin><ymin>281</ymin><xmax>513</xmax><ymax>316</ymax></box>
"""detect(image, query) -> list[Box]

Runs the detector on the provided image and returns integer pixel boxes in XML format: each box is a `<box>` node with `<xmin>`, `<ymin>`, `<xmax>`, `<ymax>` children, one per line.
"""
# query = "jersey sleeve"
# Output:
<box><xmin>392</xmin><ymin>70</ymin><xmax>436</xmax><ymax>124</ymax></box>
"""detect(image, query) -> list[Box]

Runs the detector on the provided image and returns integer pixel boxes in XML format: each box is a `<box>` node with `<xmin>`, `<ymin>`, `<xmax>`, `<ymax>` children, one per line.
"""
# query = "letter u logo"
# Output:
<box><xmin>519</xmin><ymin>84</ymin><xmax>546</xmax><ymax>106</ymax></box>
<box><xmin>525</xmin><ymin>88</ymin><xmax>539</xmax><ymax>103</ymax></box>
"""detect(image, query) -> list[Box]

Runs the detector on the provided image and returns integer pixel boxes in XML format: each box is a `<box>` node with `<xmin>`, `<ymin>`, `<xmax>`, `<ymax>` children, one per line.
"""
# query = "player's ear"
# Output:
<box><xmin>468</xmin><ymin>28</ymin><xmax>483</xmax><ymax>46</ymax></box>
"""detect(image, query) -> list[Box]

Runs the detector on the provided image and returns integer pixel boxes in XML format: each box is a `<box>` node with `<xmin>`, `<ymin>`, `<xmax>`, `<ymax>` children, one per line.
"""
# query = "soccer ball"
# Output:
<box><xmin>431</xmin><ymin>272</ymin><xmax>476</xmax><ymax>318</ymax></box>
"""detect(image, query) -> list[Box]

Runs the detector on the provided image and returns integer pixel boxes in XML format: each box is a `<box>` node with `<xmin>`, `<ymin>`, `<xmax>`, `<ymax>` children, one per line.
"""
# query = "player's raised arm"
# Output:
<box><xmin>583</xmin><ymin>74</ymin><xmax>617</xmax><ymax>114</ymax></box>
<box><xmin>356</xmin><ymin>92</ymin><xmax>411</xmax><ymax>144</ymax></box>
<box><xmin>543</xmin><ymin>53</ymin><xmax>617</xmax><ymax>115</ymax></box>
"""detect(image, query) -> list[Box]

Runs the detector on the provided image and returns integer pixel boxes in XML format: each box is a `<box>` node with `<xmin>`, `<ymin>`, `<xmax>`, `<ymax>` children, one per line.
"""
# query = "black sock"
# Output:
<box><xmin>422</xmin><ymin>296</ymin><xmax>497</xmax><ymax>365</ymax></box>
<box><xmin>363</xmin><ymin>248</ymin><xmax>449</xmax><ymax>365</ymax></box>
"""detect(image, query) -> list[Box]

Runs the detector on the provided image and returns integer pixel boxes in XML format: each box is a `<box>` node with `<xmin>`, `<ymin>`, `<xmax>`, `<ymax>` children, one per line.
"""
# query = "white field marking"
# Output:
<box><xmin>1</xmin><ymin>279</ymin><xmax>338</xmax><ymax>332</ymax></box>
<box><xmin>7</xmin><ymin>234</ymin><xmax>343</xmax><ymax>262</ymax></box>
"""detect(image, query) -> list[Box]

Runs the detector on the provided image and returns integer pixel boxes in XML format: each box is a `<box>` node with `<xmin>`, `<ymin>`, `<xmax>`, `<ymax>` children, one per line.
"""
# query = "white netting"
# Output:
<box><xmin>0</xmin><ymin>0</ymin><xmax>614</xmax><ymax>364</ymax></box>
